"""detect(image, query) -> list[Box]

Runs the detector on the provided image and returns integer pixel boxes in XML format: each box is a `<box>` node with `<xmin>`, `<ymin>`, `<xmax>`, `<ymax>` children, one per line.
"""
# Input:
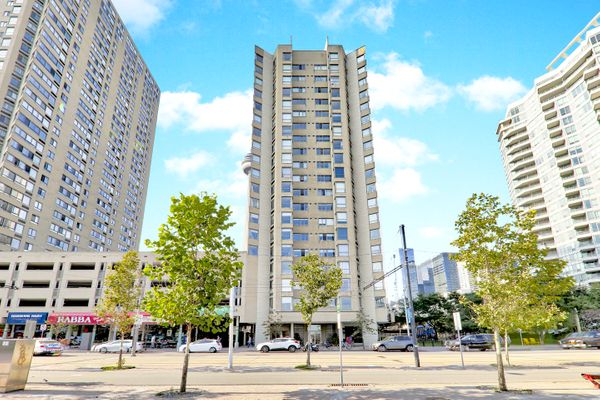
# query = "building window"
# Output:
<box><xmin>341</xmin><ymin>278</ymin><xmax>351</xmax><ymax>292</ymax></box>
<box><xmin>249</xmin><ymin>229</ymin><xmax>259</xmax><ymax>240</ymax></box>
<box><xmin>336</xmin><ymin>197</ymin><xmax>346</xmax><ymax>208</ymax></box>
<box><xmin>281</xmin><ymin>245</ymin><xmax>293</xmax><ymax>257</ymax></box>
<box><xmin>281</xmin><ymin>228</ymin><xmax>292</xmax><ymax>240</ymax></box>
<box><xmin>334</xmin><ymin>167</ymin><xmax>344</xmax><ymax>178</ymax></box>
<box><xmin>281</xmin><ymin>261</ymin><xmax>292</xmax><ymax>274</ymax></box>
<box><xmin>369</xmin><ymin>213</ymin><xmax>378</xmax><ymax>223</ymax></box>
<box><xmin>282</xmin><ymin>182</ymin><xmax>292</xmax><ymax>192</ymax></box>
<box><xmin>340</xmin><ymin>297</ymin><xmax>351</xmax><ymax>310</ymax></box>
<box><xmin>250</xmin><ymin>213</ymin><xmax>259</xmax><ymax>224</ymax></box>
<box><xmin>281</xmin><ymin>197</ymin><xmax>292</xmax><ymax>208</ymax></box>
<box><xmin>282</xmin><ymin>279</ymin><xmax>292</xmax><ymax>292</ymax></box>
<box><xmin>373</xmin><ymin>262</ymin><xmax>383</xmax><ymax>272</ymax></box>
<box><xmin>337</xmin><ymin>227</ymin><xmax>348</xmax><ymax>240</ymax></box>
<box><xmin>368</xmin><ymin>198</ymin><xmax>378</xmax><ymax>208</ymax></box>
<box><xmin>281</xmin><ymin>213</ymin><xmax>292</xmax><ymax>224</ymax></box>
<box><xmin>371</xmin><ymin>245</ymin><xmax>381</xmax><ymax>255</ymax></box>
<box><xmin>337</xmin><ymin>244</ymin><xmax>349</xmax><ymax>257</ymax></box>
<box><xmin>338</xmin><ymin>261</ymin><xmax>350</xmax><ymax>274</ymax></box>
<box><xmin>248</xmin><ymin>245</ymin><xmax>258</xmax><ymax>256</ymax></box>
<box><xmin>375</xmin><ymin>297</ymin><xmax>386</xmax><ymax>308</ymax></box>
<box><xmin>336</xmin><ymin>212</ymin><xmax>347</xmax><ymax>223</ymax></box>
<box><xmin>282</xmin><ymin>297</ymin><xmax>292</xmax><ymax>311</ymax></box>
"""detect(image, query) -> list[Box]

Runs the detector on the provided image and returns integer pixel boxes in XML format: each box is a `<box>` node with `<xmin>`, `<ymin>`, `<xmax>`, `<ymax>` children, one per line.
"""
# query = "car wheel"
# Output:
<box><xmin>405</xmin><ymin>344</ymin><xmax>414</xmax><ymax>352</ymax></box>
<box><xmin>288</xmin><ymin>346</ymin><xmax>297</xmax><ymax>353</ymax></box>
<box><xmin>209</xmin><ymin>347</ymin><xmax>217</xmax><ymax>353</ymax></box>
<box><xmin>464</xmin><ymin>345</ymin><xmax>469</xmax><ymax>351</ymax></box>
<box><xmin>377</xmin><ymin>345</ymin><xmax>387</xmax><ymax>352</ymax></box>
<box><xmin>261</xmin><ymin>346</ymin><xmax>270</xmax><ymax>353</ymax></box>
<box><xmin>100</xmin><ymin>347</ymin><xmax>108</xmax><ymax>353</ymax></box>
<box><xmin>480</xmin><ymin>348</ymin><xmax>487</xmax><ymax>351</ymax></box>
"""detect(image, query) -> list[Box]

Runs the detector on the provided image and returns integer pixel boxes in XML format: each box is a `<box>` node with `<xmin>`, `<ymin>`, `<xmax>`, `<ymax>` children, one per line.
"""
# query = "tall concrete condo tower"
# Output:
<box><xmin>0</xmin><ymin>0</ymin><xmax>160</xmax><ymax>252</ymax></box>
<box><xmin>497</xmin><ymin>13</ymin><xmax>600</xmax><ymax>285</ymax></box>
<box><xmin>240</xmin><ymin>43</ymin><xmax>387</xmax><ymax>347</ymax></box>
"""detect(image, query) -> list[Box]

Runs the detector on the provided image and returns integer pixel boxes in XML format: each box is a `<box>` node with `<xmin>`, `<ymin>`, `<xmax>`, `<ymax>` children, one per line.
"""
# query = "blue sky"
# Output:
<box><xmin>113</xmin><ymin>0</ymin><xmax>599</xmax><ymax>298</ymax></box>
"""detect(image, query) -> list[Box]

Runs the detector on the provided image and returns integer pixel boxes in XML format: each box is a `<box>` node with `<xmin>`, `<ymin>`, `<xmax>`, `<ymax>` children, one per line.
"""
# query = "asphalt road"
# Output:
<box><xmin>5</xmin><ymin>346</ymin><xmax>600</xmax><ymax>399</ymax></box>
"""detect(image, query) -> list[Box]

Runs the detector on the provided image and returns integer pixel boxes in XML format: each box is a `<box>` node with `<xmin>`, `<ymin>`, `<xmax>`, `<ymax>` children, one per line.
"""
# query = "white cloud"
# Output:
<box><xmin>193</xmin><ymin>169</ymin><xmax>248</xmax><ymax>201</ymax></box>
<box><xmin>369</xmin><ymin>53</ymin><xmax>452</xmax><ymax>111</ymax></box>
<box><xmin>372</xmin><ymin>119</ymin><xmax>438</xmax><ymax>167</ymax></box>
<box><xmin>419</xmin><ymin>226</ymin><xmax>445</xmax><ymax>239</ymax></box>
<box><xmin>157</xmin><ymin>89</ymin><xmax>253</xmax><ymax>156</ymax></box>
<box><xmin>299</xmin><ymin>0</ymin><xmax>396</xmax><ymax>33</ymax></box>
<box><xmin>112</xmin><ymin>0</ymin><xmax>171</xmax><ymax>35</ymax></box>
<box><xmin>356</xmin><ymin>0</ymin><xmax>395</xmax><ymax>33</ymax></box>
<box><xmin>458</xmin><ymin>76</ymin><xmax>527</xmax><ymax>112</ymax></box>
<box><xmin>378</xmin><ymin>168</ymin><xmax>429</xmax><ymax>203</ymax></box>
<box><xmin>158</xmin><ymin>89</ymin><xmax>252</xmax><ymax>133</ymax></box>
<box><xmin>164</xmin><ymin>151</ymin><xmax>213</xmax><ymax>179</ymax></box>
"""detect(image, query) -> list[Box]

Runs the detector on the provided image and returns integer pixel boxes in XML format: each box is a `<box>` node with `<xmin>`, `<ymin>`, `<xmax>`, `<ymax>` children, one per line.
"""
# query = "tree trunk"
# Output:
<box><xmin>180</xmin><ymin>324</ymin><xmax>192</xmax><ymax>393</ymax></box>
<box><xmin>494</xmin><ymin>328</ymin><xmax>507</xmax><ymax>391</ymax></box>
<box><xmin>306</xmin><ymin>319</ymin><xmax>312</xmax><ymax>367</ymax></box>
<box><xmin>538</xmin><ymin>330</ymin><xmax>545</xmax><ymax>345</ymax></box>
<box><xmin>118</xmin><ymin>331</ymin><xmax>124</xmax><ymax>369</ymax></box>
<box><xmin>503</xmin><ymin>330</ymin><xmax>510</xmax><ymax>367</ymax></box>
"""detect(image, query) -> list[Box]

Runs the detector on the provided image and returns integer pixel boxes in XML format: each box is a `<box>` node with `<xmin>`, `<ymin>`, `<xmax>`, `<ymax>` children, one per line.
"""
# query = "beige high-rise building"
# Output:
<box><xmin>0</xmin><ymin>0</ymin><xmax>160</xmax><ymax>252</ymax></box>
<box><xmin>240</xmin><ymin>44</ymin><xmax>388</xmax><ymax>347</ymax></box>
<box><xmin>497</xmin><ymin>14</ymin><xmax>600</xmax><ymax>285</ymax></box>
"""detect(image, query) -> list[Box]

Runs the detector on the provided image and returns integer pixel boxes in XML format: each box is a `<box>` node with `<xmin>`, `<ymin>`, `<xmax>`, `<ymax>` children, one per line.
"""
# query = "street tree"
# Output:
<box><xmin>144</xmin><ymin>193</ymin><xmax>243</xmax><ymax>393</ymax></box>
<box><xmin>291</xmin><ymin>254</ymin><xmax>342</xmax><ymax>367</ymax></box>
<box><xmin>413</xmin><ymin>293</ymin><xmax>454</xmax><ymax>336</ymax></box>
<box><xmin>96</xmin><ymin>250</ymin><xmax>142</xmax><ymax>369</ymax></box>
<box><xmin>452</xmin><ymin>193</ymin><xmax>573</xmax><ymax>391</ymax></box>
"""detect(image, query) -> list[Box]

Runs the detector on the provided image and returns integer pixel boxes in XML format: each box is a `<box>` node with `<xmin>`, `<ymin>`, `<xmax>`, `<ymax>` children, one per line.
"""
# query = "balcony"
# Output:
<box><xmin>544</xmin><ymin>110</ymin><xmax>558</xmax><ymax>121</ymax></box>
<box><xmin>542</xmin><ymin>101</ymin><xmax>555</xmax><ymax>112</ymax></box>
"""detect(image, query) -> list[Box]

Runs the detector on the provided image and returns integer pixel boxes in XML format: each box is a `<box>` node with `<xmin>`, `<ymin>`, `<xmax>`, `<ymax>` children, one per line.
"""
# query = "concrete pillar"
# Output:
<box><xmin>2</xmin><ymin>324</ymin><xmax>9</xmax><ymax>338</ymax></box>
<box><xmin>91</xmin><ymin>325</ymin><xmax>97</xmax><ymax>346</ymax></box>
<box><xmin>66</xmin><ymin>325</ymin><xmax>73</xmax><ymax>342</ymax></box>
<box><xmin>290</xmin><ymin>323</ymin><xmax>294</xmax><ymax>339</ymax></box>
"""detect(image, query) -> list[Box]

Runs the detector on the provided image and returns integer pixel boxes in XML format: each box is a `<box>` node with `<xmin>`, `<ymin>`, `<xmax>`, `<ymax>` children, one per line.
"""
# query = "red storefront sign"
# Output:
<box><xmin>48</xmin><ymin>312</ymin><xmax>104</xmax><ymax>325</ymax></box>
<box><xmin>47</xmin><ymin>312</ymin><xmax>153</xmax><ymax>325</ymax></box>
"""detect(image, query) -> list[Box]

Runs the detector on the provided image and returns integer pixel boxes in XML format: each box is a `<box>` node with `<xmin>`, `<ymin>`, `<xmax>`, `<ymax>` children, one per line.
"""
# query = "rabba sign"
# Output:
<box><xmin>48</xmin><ymin>313</ymin><xmax>104</xmax><ymax>325</ymax></box>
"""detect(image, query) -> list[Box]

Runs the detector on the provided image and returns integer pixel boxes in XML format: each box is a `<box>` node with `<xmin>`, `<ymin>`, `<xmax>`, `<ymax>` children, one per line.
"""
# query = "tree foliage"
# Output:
<box><xmin>452</xmin><ymin>193</ymin><xmax>573</xmax><ymax>391</ymax></box>
<box><xmin>413</xmin><ymin>293</ymin><xmax>454</xmax><ymax>335</ymax></box>
<box><xmin>291</xmin><ymin>254</ymin><xmax>342</xmax><ymax>366</ymax></box>
<box><xmin>96</xmin><ymin>250</ymin><xmax>142</xmax><ymax>369</ymax></box>
<box><xmin>144</xmin><ymin>193</ymin><xmax>243</xmax><ymax>392</ymax></box>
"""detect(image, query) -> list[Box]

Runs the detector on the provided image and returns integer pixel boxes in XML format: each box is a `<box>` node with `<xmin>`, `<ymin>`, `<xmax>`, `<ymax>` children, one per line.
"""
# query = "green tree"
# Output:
<box><xmin>413</xmin><ymin>293</ymin><xmax>453</xmax><ymax>336</ymax></box>
<box><xmin>144</xmin><ymin>193</ymin><xmax>242</xmax><ymax>393</ymax></box>
<box><xmin>557</xmin><ymin>287</ymin><xmax>600</xmax><ymax>330</ymax></box>
<box><xmin>452</xmin><ymin>193</ymin><xmax>573</xmax><ymax>391</ymax></box>
<box><xmin>447</xmin><ymin>292</ymin><xmax>481</xmax><ymax>334</ymax></box>
<box><xmin>96</xmin><ymin>250</ymin><xmax>142</xmax><ymax>369</ymax></box>
<box><xmin>291</xmin><ymin>254</ymin><xmax>342</xmax><ymax>367</ymax></box>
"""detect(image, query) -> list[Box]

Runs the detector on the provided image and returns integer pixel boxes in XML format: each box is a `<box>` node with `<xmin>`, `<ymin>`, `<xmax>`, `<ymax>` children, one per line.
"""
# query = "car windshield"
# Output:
<box><xmin>382</xmin><ymin>336</ymin><xmax>396</xmax><ymax>341</ymax></box>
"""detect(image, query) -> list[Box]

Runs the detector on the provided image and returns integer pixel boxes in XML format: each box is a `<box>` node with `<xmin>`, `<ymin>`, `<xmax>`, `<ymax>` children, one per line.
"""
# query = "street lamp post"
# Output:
<box><xmin>400</xmin><ymin>224</ymin><xmax>420</xmax><ymax>368</ymax></box>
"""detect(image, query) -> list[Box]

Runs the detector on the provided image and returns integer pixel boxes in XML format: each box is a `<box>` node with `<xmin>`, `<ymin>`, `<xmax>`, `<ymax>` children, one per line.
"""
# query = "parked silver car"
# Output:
<box><xmin>372</xmin><ymin>335</ymin><xmax>415</xmax><ymax>352</ymax></box>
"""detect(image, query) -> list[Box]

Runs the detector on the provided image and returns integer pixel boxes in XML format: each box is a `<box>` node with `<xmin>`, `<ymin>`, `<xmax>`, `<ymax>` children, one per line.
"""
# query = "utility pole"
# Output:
<box><xmin>574</xmin><ymin>308</ymin><xmax>582</xmax><ymax>333</ymax></box>
<box><xmin>400</xmin><ymin>224</ymin><xmax>420</xmax><ymax>368</ymax></box>
<box><xmin>228</xmin><ymin>286</ymin><xmax>236</xmax><ymax>369</ymax></box>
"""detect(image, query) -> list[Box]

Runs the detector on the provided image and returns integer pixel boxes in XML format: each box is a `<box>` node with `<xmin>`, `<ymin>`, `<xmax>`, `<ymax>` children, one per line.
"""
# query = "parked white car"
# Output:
<box><xmin>34</xmin><ymin>339</ymin><xmax>63</xmax><ymax>356</ymax></box>
<box><xmin>256</xmin><ymin>337</ymin><xmax>301</xmax><ymax>353</ymax></box>
<box><xmin>92</xmin><ymin>340</ymin><xmax>143</xmax><ymax>353</ymax></box>
<box><xmin>178</xmin><ymin>339</ymin><xmax>222</xmax><ymax>353</ymax></box>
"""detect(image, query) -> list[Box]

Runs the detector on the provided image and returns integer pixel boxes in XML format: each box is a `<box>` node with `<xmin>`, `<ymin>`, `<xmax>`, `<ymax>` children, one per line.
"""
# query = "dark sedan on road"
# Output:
<box><xmin>446</xmin><ymin>334</ymin><xmax>507</xmax><ymax>351</ymax></box>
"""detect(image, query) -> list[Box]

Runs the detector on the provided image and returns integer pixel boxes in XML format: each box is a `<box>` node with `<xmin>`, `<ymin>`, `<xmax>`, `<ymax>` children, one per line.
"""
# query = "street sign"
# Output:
<box><xmin>453</xmin><ymin>312</ymin><xmax>462</xmax><ymax>332</ymax></box>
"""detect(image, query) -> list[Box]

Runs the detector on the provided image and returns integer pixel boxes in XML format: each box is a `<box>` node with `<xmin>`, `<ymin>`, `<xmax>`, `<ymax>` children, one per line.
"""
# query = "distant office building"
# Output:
<box><xmin>456</xmin><ymin>261</ymin><xmax>476</xmax><ymax>294</ymax></box>
<box><xmin>0</xmin><ymin>0</ymin><xmax>160</xmax><ymax>252</ymax></box>
<box><xmin>496</xmin><ymin>14</ymin><xmax>600</xmax><ymax>285</ymax></box>
<box><xmin>399</xmin><ymin>248</ymin><xmax>435</xmax><ymax>298</ymax></box>
<box><xmin>240</xmin><ymin>44</ymin><xmax>387</xmax><ymax>347</ymax></box>
<box><xmin>415</xmin><ymin>252</ymin><xmax>474</xmax><ymax>296</ymax></box>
